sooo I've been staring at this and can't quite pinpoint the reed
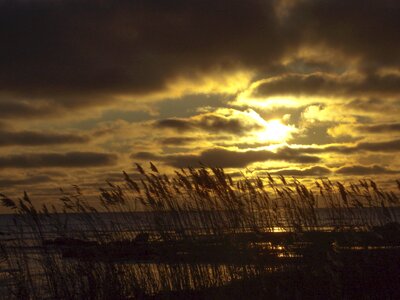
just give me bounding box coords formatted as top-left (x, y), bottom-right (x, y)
top-left (0, 164), bottom-right (399, 299)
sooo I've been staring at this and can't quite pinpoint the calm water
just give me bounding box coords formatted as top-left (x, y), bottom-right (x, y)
top-left (0, 208), bottom-right (399, 297)
top-left (1, 207), bottom-right (399, 238)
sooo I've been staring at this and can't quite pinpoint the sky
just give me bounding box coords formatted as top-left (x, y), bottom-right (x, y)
top-left (1, 0), bottom-right (400, 206)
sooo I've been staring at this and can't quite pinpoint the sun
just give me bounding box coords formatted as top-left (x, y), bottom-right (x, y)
top-left (257, 119), bottom-right (296, 143)
top-left (244, 110), bottom-right (296, 143)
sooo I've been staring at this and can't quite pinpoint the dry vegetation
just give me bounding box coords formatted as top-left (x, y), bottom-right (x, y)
top-left (0, 164), bottom-right (399, 299)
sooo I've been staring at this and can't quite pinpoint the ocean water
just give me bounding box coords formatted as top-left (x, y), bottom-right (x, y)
top-left (0, 208), bottom-right (399, 297)
top-left (0, 207), bottom-right (399, 238)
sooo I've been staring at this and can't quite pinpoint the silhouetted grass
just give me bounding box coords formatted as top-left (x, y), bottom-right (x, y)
top-left (0, 164), bottom-right (399, 299)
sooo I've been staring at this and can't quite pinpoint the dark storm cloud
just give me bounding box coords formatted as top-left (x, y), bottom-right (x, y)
top-left (0, 0), bottom-right (399, 106)
top-left (0, 0), bottom-right (397, 126)
top-left (154, 114), bottom-right (262, 135)
top-left (288, 0), bottom-right (400, 66)
top-left (253, 72), bottom-right (400, 98)
top-left (268, 166), bottom-right (331, 176)
top-left (132, 148), bottom-right (320, 168)
top-left (0, 0), bottom-right (283, 105)
top-left (0, 152), bottom-right (117, 168)
top-left (336, 165), bottom-right (400, 175)
top-left (0, 130), bottom-right (89, 146)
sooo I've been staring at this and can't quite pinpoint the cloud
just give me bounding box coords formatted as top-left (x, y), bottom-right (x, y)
top-left (292, 138), bottom-right (400, 155)
top-left (355, 139), bottom-right (400, 152)
top-left (158, 137), bottom-right (198, 145)
top-left (356, 123), bottom-right (400, 133)
top-left (153, 109), bottom-right (264, 135)
top-left (252, 72), bottom-right (400, 98)
top-left (133, 152), bottom-right (159, 161)
top-left (1, 0), bottom-right (399, 109)
top-left (1, 0), bottom-right (399, 129)
top-left (1, 0), bottom-right (400, 199)
top-left (215, 141), bottom-right (271, 149)
top-left (132, 147), bottom-right (320, 168)
top-left (292, 123), bottom-right (361, 145)
top-left (0, 0), bottom-right (283, 106)
top-left (0, 152), bottom-right (117, 168)
top-left (0, 175), bottom-right (52, 188)
top-left (154, 119), bottom-right (194, 132)
top-left (288, 0), bottom-right (400, 66)
top-left (0, 100), bottom-right (62, 119)
top-left (336, 165), bottom-right (400, 175)
top-left (345, 98), bottom-right (400, 113)
top-left (269, 166), bottom-right (331, 176)
top-left (0, 130), bottom-right (89, 146)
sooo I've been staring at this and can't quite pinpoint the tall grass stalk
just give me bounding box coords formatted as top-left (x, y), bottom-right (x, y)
top-left (0, 164), bottom-right (399, 299)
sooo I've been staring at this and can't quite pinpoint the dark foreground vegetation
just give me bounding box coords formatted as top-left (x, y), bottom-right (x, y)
top-left (1, 164), bottom-right (400, 299)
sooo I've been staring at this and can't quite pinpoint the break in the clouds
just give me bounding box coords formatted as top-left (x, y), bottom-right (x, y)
top-left (1, 0), bottom-right (400, 201)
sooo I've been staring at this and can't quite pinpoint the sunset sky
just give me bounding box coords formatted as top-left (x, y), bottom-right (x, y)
top-left (1, 0), bottom-right (399, 204)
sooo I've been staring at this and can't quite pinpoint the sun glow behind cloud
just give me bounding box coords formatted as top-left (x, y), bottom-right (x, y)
top-left (257, 119), bottom-right (297, 143)
top-left (244, 110), bottom-right (297, 143)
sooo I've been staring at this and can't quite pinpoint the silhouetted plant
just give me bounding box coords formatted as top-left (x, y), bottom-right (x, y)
top-left (0, 164), bottom-right (399, 299)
